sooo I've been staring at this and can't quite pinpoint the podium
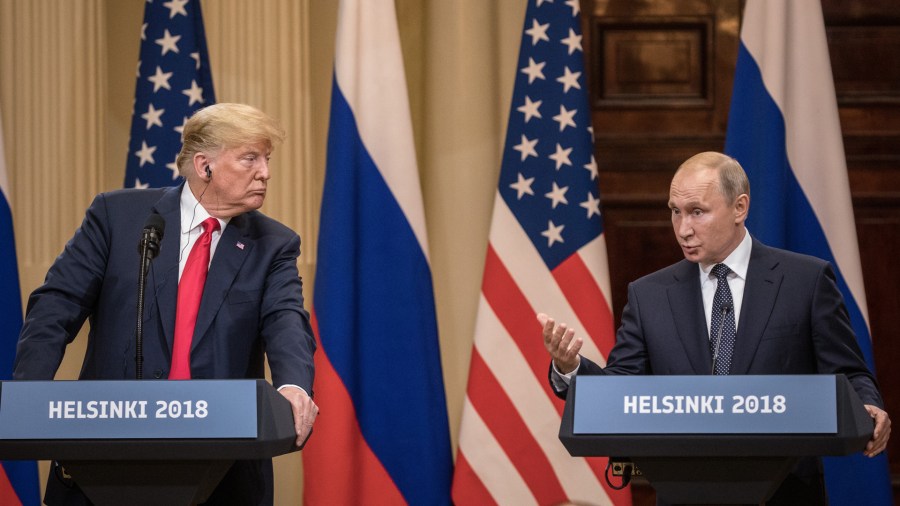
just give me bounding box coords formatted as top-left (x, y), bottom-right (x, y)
top-left (0, 379), bottom-right (300, 506)
top-left (559, 374), bottom-right (873, 505)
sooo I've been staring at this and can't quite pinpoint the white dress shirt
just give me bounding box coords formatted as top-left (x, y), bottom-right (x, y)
top-left (178, 185), bottom-right (228, 281)
top-left (698, 229), bottom-right (752, 338)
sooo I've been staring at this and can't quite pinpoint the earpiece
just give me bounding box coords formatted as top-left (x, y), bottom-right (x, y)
top-left (205, 165), bottom-right (212, 180)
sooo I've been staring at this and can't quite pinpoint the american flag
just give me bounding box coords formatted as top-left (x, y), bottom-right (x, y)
top-left (451, 1), bottom-right (630, 504)
top-left (124, 0), bottom-right (215, 189)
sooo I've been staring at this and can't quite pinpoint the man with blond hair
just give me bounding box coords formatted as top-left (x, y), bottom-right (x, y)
top-left (15, 103), bottom-right (317, 505)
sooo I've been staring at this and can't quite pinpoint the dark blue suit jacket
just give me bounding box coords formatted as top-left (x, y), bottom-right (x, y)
top-left (13, 184), bottom-right (316, 505)
top-left (552, 238), bottom-right (882, 504)
top-left (564, 238), bottom-right (881, 407)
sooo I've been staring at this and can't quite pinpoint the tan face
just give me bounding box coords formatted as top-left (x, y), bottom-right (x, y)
top-left (668, 166), bottom-right (748, 267)
top-left (197, 141), bottom-right (272, 218)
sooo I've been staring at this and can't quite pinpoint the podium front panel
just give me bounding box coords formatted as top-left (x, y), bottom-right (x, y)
top-left (0, 380), bottom-right (257, 439)
top-left (573, 375), bottom-right (837, 434)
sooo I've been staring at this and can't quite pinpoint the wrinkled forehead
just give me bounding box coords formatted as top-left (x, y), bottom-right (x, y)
top-left (669, 167), bottom-right (721, 202)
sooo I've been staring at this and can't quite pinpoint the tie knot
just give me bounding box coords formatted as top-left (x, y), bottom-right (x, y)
top-left (712, 263), bottom-right (731, 280)
top-left (201, 217), bottom-right (220, 235)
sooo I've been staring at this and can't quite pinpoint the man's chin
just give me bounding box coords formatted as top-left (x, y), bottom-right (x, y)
top-left (246, 195), bottom-right (266, 209)
top-left (682, 250), bottom-right (702, 263)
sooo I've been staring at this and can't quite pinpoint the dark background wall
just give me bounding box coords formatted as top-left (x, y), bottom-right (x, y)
top-left (580, 0), bottom-right (900, 501)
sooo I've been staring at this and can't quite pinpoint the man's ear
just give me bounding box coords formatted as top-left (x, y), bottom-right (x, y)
top-left (734, 193), bottom-right (750, 223)
top-left (192, 153), bottom-right (210, 180)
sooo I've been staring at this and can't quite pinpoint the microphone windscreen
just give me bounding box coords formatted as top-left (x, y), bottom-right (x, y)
top-left (143, 213), bottom-right (166, 239)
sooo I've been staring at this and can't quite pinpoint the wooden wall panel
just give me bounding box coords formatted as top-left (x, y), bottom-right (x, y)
top-left (584, 0), bottom-right (900, 501)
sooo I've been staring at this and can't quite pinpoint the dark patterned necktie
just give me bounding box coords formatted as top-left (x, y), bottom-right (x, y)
top-left (709, 263), bottom-right (736, 375)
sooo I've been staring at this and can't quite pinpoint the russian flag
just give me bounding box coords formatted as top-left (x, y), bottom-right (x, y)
top-left (0, 105), bottom-right (41, 506)
top-left (301, 0), bottom-right (453, 504)
top-left (725, 1), bottom-right (893, 504)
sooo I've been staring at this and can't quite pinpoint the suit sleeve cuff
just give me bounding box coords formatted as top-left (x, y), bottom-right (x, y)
top-left (277, 384), bottom-right (310, 397)
top-left (550, 360), bottom-right (578, 390)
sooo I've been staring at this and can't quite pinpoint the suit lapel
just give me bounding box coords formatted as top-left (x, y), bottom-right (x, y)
top-left (730, 239), bottom-right (783, 374)
top-left (149, 185), bottom-right (183, 355)
top-left (667, 261), bottom-right (711, 374)
top-left (191, 213), bottom-right (253, 350)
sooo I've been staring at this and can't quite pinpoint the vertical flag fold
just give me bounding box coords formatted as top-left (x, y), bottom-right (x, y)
top-left (124, 0), bottom-right (215, 189)
top-left (302, 0), bottom-right (452, 504)
top-left (451, 1), bottom-right (629, 504)
top-left (725, 1), bottom-right (893, 504)
top-left (1, 105), bottom-right (41, 506)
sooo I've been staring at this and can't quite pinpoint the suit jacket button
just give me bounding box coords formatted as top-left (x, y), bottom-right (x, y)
top-left (154, 369), bottom-right (164, 379)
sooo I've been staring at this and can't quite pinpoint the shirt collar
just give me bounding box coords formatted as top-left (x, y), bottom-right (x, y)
top-left (699, 229), bottom-right (752, 281)
top-left (179, 183), bottom-right (229, 234)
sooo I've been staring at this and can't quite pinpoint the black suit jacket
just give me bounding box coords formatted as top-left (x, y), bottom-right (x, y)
top-left (14, 185), bottom-right (316, 505)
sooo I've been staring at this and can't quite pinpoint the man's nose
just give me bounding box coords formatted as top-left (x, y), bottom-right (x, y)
top-left (258, 160), bottom-right (271, 180)
top-left (677, 217), bottom-right (692, 238)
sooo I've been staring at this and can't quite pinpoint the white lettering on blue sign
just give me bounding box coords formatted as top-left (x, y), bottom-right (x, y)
top-left (49, 400), bottom-right (150, 419)
top-left (624, 395), bottom-right (726, 414)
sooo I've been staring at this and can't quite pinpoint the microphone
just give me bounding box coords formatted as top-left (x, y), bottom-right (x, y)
top-left (136, 213), bottom-right (165, 380)
top-left (138, 213), bottom-right (165, 260)
top-left (711, 303), bottom-right (733, 375)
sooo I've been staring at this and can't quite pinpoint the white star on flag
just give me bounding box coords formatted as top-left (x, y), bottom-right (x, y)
top-left (556, 66), bottom-right (581, 93)
top-left (520, 57), bottom-right (546, 84)
top-left (541, 220), bottom-right (565, 246)
top-left (166, 161), bottom-right (180, 180)
top-left (510, 173), bottom-right (536, 199)
top-left (525, 19), bottom-right (550, 45)
top-left (147, 66), bottom-right (173, 92)
top-left (517, 96), bottom-right (543, 122)
top-left (545, 181), bottom-right (569, 208)
top-left (513, 134), bottom-right (539, 161)
top-left (141, 104), bottom-right (165, 129)
top-left (135, 141), bottom-right (157, 167)
top-left (548, 142), bottom-right (573, 169)
top-left (163, 0), bottom-right (189, 18)
top-left (580, 192), bottom-right (601, 218)
top-left (584, 154), bottom-right (598, 180)
top-left (560, 28), bottom-right (582, 54)
top-left (155, 29), bottom-right (181, 55)
top-left (182, 79), bottom-right (204, 106)
top-left (552, 104), bottom-right (577, 131)
top-left (174, 116), bottom-right (188, 134)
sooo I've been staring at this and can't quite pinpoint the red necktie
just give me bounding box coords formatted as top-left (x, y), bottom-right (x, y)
top-left (170, 217), bottom-right (220, 379)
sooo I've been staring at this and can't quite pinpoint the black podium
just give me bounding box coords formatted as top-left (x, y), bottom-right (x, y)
top-left (559, 374), bottom-right (873, 505)
top-left (0, 379), bottom-right (299, 506)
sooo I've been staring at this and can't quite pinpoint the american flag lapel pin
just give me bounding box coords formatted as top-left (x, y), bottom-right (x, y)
top-left (236, 241), bottom-right (245, 250)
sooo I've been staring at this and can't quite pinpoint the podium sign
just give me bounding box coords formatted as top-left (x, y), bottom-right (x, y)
top-left (574, 375), bottom-right (836, 434)
top-left (0, 379), bottom-right (298, 506)
top-left (0, 380), bottom-right (257, 439)
top-left (560, 374), bottom-right (873, 504)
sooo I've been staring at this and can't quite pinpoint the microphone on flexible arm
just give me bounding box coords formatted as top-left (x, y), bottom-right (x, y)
top-left (711, 302), bottom-right (733, 375)
top-left (136, 213), bottom-right (165, 380)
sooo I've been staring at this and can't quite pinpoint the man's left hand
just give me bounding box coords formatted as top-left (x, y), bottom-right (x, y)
top-left (279, 387), bottom-right (318, 447)
top-left (863, 404), bottom-right (890, 457)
